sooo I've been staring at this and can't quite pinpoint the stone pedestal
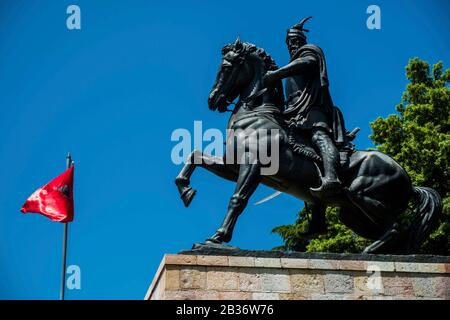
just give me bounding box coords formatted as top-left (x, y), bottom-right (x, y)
top-left (145, 250), bottom-right (450, 300)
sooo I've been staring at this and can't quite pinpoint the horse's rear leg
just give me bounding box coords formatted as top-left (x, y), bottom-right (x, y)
top-left (208, 164), bottom-right (261, 244)
top-left (345, 174), bottom-right (396, 230)
top-left (175, 150), bottom-right (237, 207)
top-left (298, 202), bottom-right (327, 238)
top-left (343, 188), bottom-right (402, 254)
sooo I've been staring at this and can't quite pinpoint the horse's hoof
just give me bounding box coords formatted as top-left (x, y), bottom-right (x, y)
top-left (181, 187), bottom-right (197, 207)
top-left (206, 232), bottom-right (224, 244)
top-left (363, 227), bottom-right (400, 254)
top-left (207, 229), bottom-right (232, 244)
top-left (205, 238), bottom-right (222, 245)
top-left (192, 241), bottom-right (239, 251)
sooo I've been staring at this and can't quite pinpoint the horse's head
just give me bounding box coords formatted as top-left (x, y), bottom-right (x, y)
top-left (208, 38), bottom-right (282, 113)
top-left (208, 38), bottom-right (252, 113)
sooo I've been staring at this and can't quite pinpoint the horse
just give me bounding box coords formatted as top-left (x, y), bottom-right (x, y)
top-left (175, 38), bottom-right (442, 254)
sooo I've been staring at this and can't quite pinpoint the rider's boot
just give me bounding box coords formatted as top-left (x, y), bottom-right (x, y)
top-left (310, 129), bottom-right (342, 199)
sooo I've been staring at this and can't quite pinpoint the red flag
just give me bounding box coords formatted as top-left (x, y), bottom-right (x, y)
top-left (21, 166), bottom-right (74, 222)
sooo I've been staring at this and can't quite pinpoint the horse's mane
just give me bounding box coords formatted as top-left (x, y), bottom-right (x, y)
top-left (222, 42), bottom-right (279, 71)
top-left (222, 42), bottom-right (285, 108)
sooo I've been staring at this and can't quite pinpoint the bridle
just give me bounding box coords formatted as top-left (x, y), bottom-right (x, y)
top-left (223, 87), bottom-right (269, 112)
top-left (220, 50), bottom-right (271, 112)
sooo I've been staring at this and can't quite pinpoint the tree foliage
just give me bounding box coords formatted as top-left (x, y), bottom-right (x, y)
top-left (273, 58), bottom-right (450, 255)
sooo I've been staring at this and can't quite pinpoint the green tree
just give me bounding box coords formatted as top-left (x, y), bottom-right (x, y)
top-left (273, 58), bottom-right (450, 255)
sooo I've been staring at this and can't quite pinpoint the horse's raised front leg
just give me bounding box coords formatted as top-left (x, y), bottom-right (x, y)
top-left (175, 150), bottom-right (237, 207)
top-left (207, 163), bottom-right (262, 244)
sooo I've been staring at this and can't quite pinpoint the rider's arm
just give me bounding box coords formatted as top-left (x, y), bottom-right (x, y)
top-left (267, 53), bottom-right (318, 81)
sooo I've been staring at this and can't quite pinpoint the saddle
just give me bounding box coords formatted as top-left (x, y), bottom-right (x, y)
top-left (285, 106), bottom-right (359, 167)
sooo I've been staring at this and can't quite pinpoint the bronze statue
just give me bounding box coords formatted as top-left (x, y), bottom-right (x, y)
top-left (263, 17), bottom-right (346, 198)
top-left (175, 18), bottom-right (442, 254)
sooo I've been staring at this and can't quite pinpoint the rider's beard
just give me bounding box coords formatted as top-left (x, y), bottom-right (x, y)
top-left (289, 45), bottom-right (300, 59)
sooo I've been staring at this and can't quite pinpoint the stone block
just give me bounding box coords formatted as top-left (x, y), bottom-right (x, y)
top-left (165, 254), bottom-right (197, 266)
top-left (165, 289), bottom-right (219, 300)
top-left (218, 291), bottom-right (252, 300)
top-left (339, 260), bottom-right (368, 271)
top-left (197, 255), bottom-right (229, 266)
top-left (411, 276), bottom-right (449, 298)
top-left (261, 269), bottom-right (290, 293)
top-left (354, 274), bottom-right (384, 296)
top-left (280, 258), bottom-right (308, 269)
top-left (254, 257), bottom-right (281, 268)
top-left (310, 293), bottom-right (356, 300)
top-left (324, 272), bottom-right (354, 293)
top-left (307, 259), bottom-right (340, 270)
top-left (206, 267), bottom-right (239, 291)
top-left (366, 261), bottom-right (395, 272)
top-left (238, 268), bottom-right (262, 292)
top-left (279, 293), bottom-right (309, 300)
top-left (228, 256), bottom-right (255, 267)
top-left (395, 262), bottom-right (447, 274)
top-left (165, 266), bottom-right (181, 290)
top-left (252, 292), bottom-right (280, 300)
top-left (290, 270), bottom-right (325, 294)
top-left (382, 274), bottom-right (415, 297)
top-left (179, 266), bottom-right (206, 289)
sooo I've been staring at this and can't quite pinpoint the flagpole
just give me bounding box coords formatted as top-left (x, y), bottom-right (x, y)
top-left (60, 152), bottom-right (73, 300)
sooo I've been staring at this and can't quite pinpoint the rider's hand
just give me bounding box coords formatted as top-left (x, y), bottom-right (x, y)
top-left (263, 70), bottom-right (276, 87)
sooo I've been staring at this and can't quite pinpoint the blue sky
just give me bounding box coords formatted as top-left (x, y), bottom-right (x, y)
top-left (0, 0), bottom-right (448, 299)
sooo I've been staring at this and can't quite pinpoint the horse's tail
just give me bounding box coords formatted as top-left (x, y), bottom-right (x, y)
top-left (404, 187), bottom-right (442, 253)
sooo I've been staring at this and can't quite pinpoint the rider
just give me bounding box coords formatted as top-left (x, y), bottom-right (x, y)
top-left (263, 17), bottom-right (346, 199)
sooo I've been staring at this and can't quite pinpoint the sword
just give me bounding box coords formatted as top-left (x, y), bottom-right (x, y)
top-left (254, 191), bottom-right (283, 205)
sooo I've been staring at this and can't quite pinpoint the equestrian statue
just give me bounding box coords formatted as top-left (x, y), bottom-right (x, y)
top-left (175, 17), bottom-right (442, 254)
